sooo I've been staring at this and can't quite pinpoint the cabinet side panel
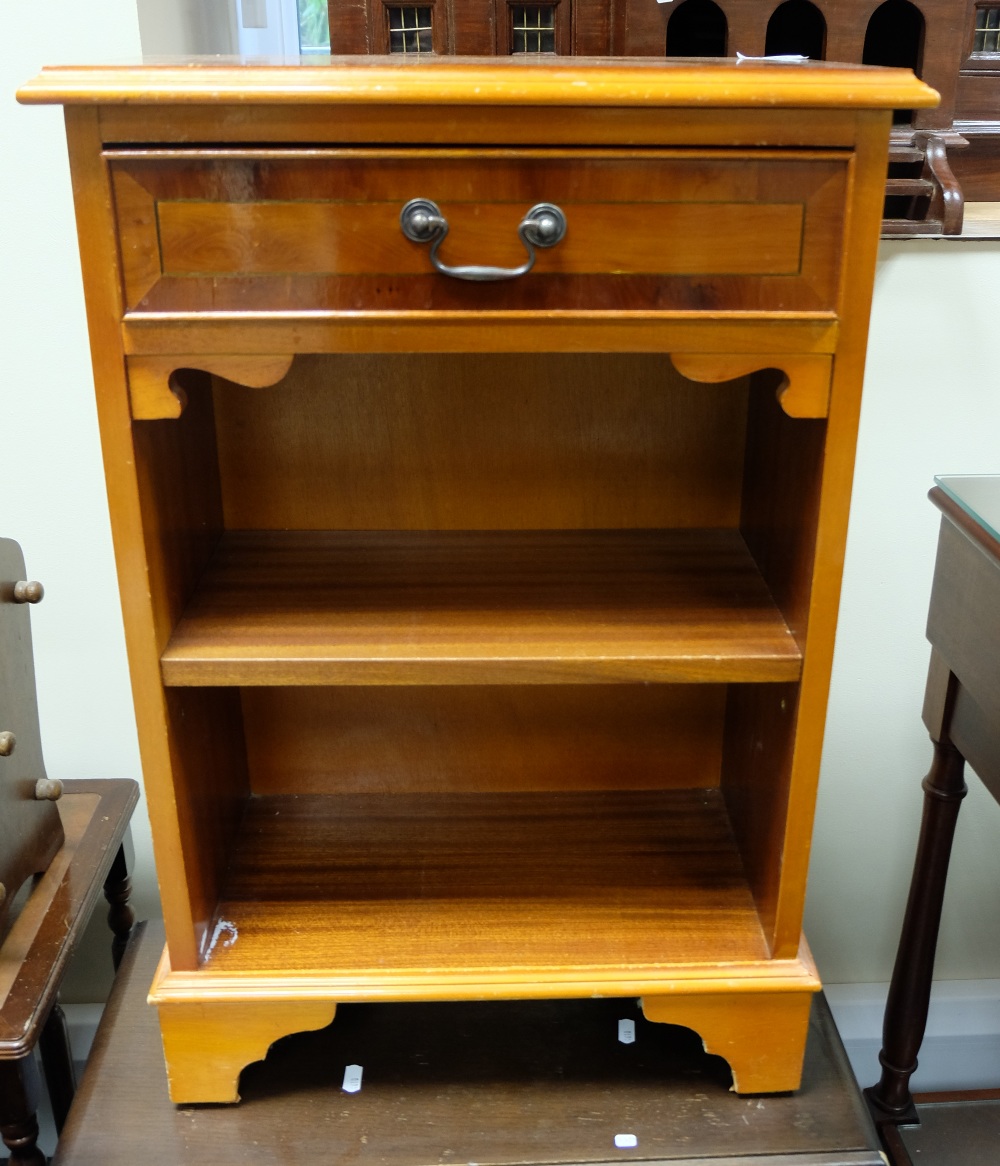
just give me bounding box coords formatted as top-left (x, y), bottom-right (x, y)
top-left (241, 685), bottom-right (726, 795)
top-left (62, 108), bottom-right (215, 967)
top-left (770, 115), bottom-right (890, 957)
top-left (721, 682), bottom-right (800, 954)
top-left (164, 687), bottom-right (250, 956)
top-left (727, 381), bottom-right (825, 955)
top-left (214, 354), bottom-right (748, 531)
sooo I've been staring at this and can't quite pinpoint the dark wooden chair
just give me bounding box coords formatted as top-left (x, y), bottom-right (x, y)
top-left (0, 538), bottom-right (138, 1164)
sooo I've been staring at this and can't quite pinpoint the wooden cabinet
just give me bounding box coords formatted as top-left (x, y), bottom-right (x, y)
top-left (18, 59), bottom-right (936, 1105)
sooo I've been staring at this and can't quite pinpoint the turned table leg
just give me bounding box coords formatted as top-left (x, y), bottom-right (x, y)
top-left (865, 737), bottom-right (967, 1125)
top-left (39, 1001), bottom-right (76, 1134)
top-left (0, 1056), bottom-right (46, 1166)
top-left (103, 835), bottom-right (135, 972)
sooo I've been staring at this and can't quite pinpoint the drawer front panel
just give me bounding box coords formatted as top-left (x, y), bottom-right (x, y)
top-left (110, 150), bottom-right (848, 316)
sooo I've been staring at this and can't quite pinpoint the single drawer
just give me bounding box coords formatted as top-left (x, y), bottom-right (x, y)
top-left (110, 148), bottom-right (848, 317)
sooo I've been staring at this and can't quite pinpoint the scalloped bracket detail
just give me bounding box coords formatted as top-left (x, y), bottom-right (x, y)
top-left (670, 354), bottom-right (832, 419)
top-left (126, 355), bottom-right (295, 420)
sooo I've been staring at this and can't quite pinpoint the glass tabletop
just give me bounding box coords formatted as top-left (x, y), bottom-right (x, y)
top-left (935, 475), bottom-right (1000, 543)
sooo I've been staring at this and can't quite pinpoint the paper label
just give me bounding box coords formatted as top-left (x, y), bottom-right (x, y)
top-left (615, 1134), bottom-right (638, 1148)
top-left (618, 1018), bottom-right (636, 1044)
top-left (342, 1064), bottom-right (363, 1093)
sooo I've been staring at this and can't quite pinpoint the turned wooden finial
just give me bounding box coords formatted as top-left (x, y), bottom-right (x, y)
top-left (13, 580), bottom-right (44, 604)
top-left (34, 778), bottom-right (63, 801)
top-left (0, 731), bottom-right (15, 757)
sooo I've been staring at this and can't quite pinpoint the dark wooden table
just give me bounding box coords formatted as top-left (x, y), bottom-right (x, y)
top-left (54, 919), bottom-right (884, 1166)
top-left (866, 476), bottom-right (1000, 1162)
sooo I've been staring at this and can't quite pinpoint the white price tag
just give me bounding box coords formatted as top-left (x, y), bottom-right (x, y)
top-left (615, 1134), bottom-right (638, 1149)
top-left (342, 1064), bottom-right (364, 1093)
top-left (618, 1018), bottom-right (636, 1044)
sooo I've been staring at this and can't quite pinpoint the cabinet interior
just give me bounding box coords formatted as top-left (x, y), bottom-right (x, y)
top-left (134, 351), bottom-right (825, 973)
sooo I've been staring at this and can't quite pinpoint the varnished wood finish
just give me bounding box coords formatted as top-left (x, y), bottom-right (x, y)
top-left (157, 998), bottom-right (337, 1104)
top-left (866, 738), bottom-right (967, 1124)
top-left (0, 783), bottom-right (138, 1057)
top-left (20, 60), bottom-right (931, 1101)
top-left (161, 530), bottom-right (801, 687)
top-left (110, 149), bottom-right (847, 317)
top-left (56, 922), bottom-right (887, 1166)
top-left (210, 353), bottom-right (749, 532)
top-left (868, 483), bottom-right (1000, 1134)
top-left (61, 106), bottom-right (208, 970)
top-left (18, 60), bottom-right (938, 111)
top-left (126, 355), bottom-right (293, 420)
top-left (765, 110), bottom-right (892, 960)
top-left (925, 489), bottom-right (1000, 728)
top-left (642, 983), bottom-right (816, 1093)
top-left (123, 315), bottom-right (843, 358)
top-left (671, 354), bottom-right (833, 419)
top-left (240, 685), bottom-right (729, 795)
top-left (189, 790), bottom-right (771, 977)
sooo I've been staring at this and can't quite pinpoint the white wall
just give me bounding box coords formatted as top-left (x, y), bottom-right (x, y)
top-left (3, 3), bottom-right (152, 1003)
top-left (136, 0), bottom-right (236, 56)
top-left (808, 243), bottom-right (1000, 989)
top-left (4, 3), bottom-right (1000, 1078)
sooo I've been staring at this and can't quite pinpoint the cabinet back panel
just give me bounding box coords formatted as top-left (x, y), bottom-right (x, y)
top-left (241, 685), bottom-right (726, 795)
top-left (213, 354), bottom-right (747, 531)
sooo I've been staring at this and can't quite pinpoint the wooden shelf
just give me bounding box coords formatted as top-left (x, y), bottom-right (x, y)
top-left (161, 529), bottom-right (800, 686)
top-left (204, 789), bottom-right (770, 985)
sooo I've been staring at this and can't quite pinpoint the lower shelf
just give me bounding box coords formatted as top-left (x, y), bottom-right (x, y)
top-left (199, 789), bottom-right (775, 987)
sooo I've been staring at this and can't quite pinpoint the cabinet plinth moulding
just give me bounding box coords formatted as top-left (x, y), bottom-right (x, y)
top-left (18, 59), bottom-right (937, 1105)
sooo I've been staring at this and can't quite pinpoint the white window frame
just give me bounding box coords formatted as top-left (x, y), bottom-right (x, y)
top-left (236, 0), bottom-right (311, 56)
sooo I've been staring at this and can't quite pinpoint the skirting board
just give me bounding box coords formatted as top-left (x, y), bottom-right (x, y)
top-left (63, 983), bottom-right (1000, 1095)
top-left (826, 981), bottom-right (1000, 1093)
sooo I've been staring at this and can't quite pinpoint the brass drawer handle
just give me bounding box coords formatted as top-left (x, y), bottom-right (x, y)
top-left (400, 199), bottom-right (566, 282)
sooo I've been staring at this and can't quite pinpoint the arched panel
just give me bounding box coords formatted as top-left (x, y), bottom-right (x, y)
top-left (863, 0), bottom-right (925, 122)
top-left (666, 0), bottom-right (728, 57)
top-left (765, 0), bottom-right (826, 59)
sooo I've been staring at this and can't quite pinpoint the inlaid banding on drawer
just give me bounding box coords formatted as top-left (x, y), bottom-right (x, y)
top-left (109, 149), bottom-right (847, 316)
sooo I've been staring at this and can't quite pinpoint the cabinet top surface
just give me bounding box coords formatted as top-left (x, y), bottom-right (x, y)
top-left (18, 57), bottom-right (937, 111)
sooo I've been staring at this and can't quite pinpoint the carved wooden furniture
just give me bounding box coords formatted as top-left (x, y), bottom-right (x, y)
top-left (18, 58), bottom-right (936, 1105)
top-left (0, 539), bottom-right (139, 1165)
top-left (54, 919), bottom-right (889, 1166)
top-left (866, 476), bottom-right (1000, 1151)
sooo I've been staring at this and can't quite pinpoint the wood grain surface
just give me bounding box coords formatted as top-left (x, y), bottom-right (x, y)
top-left (32, 61), bottom-right (914, 1095)
top-left (109, 149), bottom-right (846, 317)
top-left (18, 58), bottom-right (939, 110)
top-left (240, 684), bottom-right (729, 795)
top-left (160, 529), bottom-right (802, 686)
top-left (203, 789), bottom-right (770, 976)
top-left (211, 352), bottom-right (749, 533)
